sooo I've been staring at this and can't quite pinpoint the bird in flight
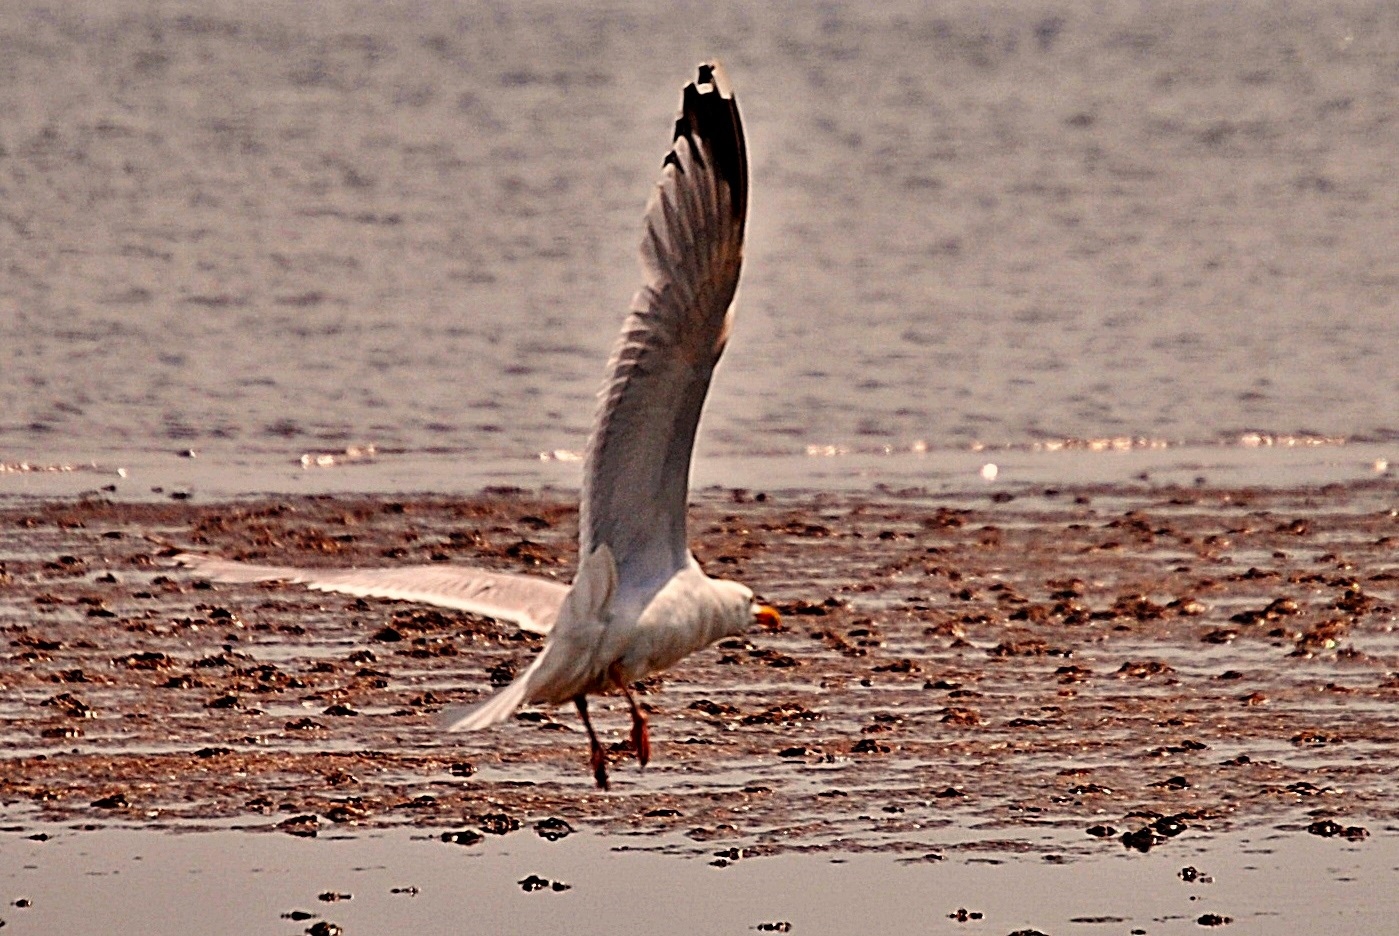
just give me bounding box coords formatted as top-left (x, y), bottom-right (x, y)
top-left (179, 62), bottom-right (778, 789)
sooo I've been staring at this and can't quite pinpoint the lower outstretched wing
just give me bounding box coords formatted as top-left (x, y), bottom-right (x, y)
top-left (174, 552), bottom-right (566, 635)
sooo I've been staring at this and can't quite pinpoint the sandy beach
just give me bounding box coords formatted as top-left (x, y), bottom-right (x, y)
top-left (2, 482), bottom-right (1396, 931)
top-left (4, 482), bottom-right (1394, 833)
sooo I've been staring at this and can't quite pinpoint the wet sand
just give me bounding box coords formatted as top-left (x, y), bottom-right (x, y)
top-left (2, 483), bottom-right (1395, 846)
top-left (5, 824), bottom-right (1395, 935)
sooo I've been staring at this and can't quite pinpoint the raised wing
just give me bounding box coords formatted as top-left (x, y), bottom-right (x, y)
top-left (579, 62), bottom-right (749, 596)
top-left (173, 553), bottom-right (566, 634)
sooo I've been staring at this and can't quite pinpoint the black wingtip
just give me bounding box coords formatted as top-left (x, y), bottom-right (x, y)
top-left (669, 60), bottom-right (748, 229)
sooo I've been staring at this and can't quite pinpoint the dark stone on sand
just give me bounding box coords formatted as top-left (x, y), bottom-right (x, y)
top-left (487, 661), bottom-right (516, 686)
top-left (193, 746), bottom-right (233, 758)
top-left (277, 815), bottom-right (320, 838)
top-left (1152, 776), bottom-right (1191, 790)
top-left (478, 813), bottom-right (521, 835)
top-left (441, 830), bottom-right (484, 846)
top-left (1306, 819), bottom-right (1369, 840)
top-left (1116, 660), bottom-right (1175, 679)
top-left (41, 692), bottom-right (93, 718)
top-left (739, 703), bottom-right (820, 725)
top-left (1121, 827), bottom-right (1161, 852)
top-left (1154, 815), bottom-right (1187, 837)
top-left (324, 804), bottom-right (367, 823)
top-left (116, 651), bottom-right (174, 670)
top-left (534, 817), bottom-right (574, 841)
top-left (40, 726), bottom-right (82, 739)
top-left (689, 698), bottom-right (738, 717)
top-left (1290, 730), bottom-right (1343, 746)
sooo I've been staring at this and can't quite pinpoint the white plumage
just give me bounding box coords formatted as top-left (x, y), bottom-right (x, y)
top-left (177, 62), bottom-right (777, 789)
top-left (172, 552), bottom-right (565, 635)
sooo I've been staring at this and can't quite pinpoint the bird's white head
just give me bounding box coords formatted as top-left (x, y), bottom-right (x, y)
top-left (712, 579), bottom-right (781, 638)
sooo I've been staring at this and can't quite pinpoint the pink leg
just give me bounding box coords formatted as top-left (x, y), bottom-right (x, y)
top-left (610, 665), bottom-right (650, 768)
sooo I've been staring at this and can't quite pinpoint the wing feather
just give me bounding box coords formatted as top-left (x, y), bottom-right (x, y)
top-left (173, 552), bottom-right (566, 635)
top-left (579, 62), bottom-right (748, 597)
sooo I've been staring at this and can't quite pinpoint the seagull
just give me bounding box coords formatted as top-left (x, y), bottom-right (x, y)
top-left (177, 62), bottom-right (779, 790)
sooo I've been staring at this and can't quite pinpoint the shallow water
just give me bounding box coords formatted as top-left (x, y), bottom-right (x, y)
top-left (4, 824), bottom-right (1396, 935)
top-left (1, 0), bottom-right (1396, 490)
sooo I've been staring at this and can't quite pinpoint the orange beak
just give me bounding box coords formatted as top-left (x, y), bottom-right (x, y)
top-left (754, 604), bottom-right (782, 629)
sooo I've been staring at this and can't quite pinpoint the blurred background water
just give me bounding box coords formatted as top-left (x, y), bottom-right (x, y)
top-left (1, 0), bottom-right (1395, 493)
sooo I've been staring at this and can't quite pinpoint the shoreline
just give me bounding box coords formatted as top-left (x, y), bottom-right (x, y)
top-left (1, 437), bottom-right (1393, 504)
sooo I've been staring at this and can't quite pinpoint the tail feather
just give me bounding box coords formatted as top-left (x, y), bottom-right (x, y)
top-left (439, 542), bottom-right (612, 731)
top-left (439, 654), bottom-right (543, 732)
